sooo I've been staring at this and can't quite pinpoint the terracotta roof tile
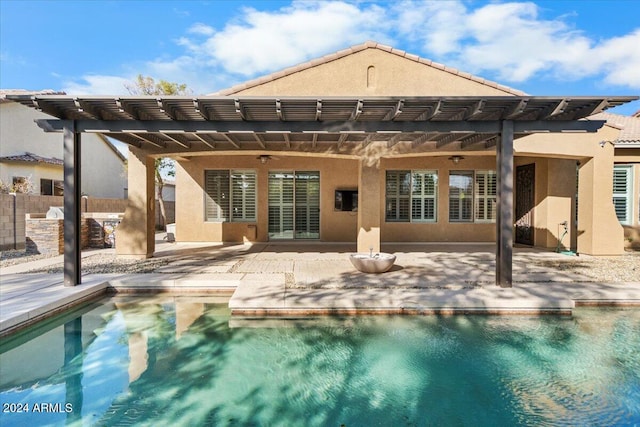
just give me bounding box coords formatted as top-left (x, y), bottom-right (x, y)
top-left (590, 112), bottom-right (640, 144)
top-left (405, 53), bottom-right (420, 62)
top-left (0, 152), bottom-right (63, 165)
top-left (212, 41), bottom-right (527, 96)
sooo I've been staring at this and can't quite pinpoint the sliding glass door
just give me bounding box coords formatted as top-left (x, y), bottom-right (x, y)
top-left (268, 171), bottom-right (320, 240)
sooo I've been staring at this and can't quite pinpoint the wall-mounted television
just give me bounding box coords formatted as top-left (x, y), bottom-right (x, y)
top-left (335, 189), bottom-right (358, 211)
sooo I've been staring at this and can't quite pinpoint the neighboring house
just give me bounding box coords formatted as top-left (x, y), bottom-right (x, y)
top-left (156, 179), bottom-right (175, 202)
top-left (591, 111), bottom-right (640, 248)
top-left (0, 90), bottom-right (127, 198)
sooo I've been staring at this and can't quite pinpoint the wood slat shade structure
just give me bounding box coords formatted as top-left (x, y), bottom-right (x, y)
top-left (7, 95), bottom-right (637, 287)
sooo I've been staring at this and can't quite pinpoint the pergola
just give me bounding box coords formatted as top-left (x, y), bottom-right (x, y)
top-left (7, 94), bottom-right (637, 288)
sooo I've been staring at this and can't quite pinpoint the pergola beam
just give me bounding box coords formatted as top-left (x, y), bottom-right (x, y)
top-left (35, 119), bottom-right (606, 134)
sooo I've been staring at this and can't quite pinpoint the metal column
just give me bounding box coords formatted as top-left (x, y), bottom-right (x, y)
top-left (496, 120), bottom-right (514, 287)
top-left (63, 121), bottom-right (81, 286)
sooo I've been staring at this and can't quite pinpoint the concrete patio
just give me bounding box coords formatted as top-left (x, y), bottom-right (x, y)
top-left (2, 240), bottom-right (640, 336)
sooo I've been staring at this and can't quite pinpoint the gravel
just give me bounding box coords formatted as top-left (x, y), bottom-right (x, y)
top-left (0, 250), bottom-right (58, 268)
top-left (3, 249), bottom-right (639, 283)
top-left (23, 253), bottom-right (173, 274)
top-left (530, 252), bottom-right (640, 283)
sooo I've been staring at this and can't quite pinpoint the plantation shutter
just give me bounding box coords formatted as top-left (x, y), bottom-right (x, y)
top-left (612, 166), bottom-right (632, 225)
top-left (411, 170), bottom-right (438, 222)
top-left (475, 171), bottom-right (497, 222)
top-left (231, 170), bottom-right (256, 221)
top-left (205, 170), bottom-right (229, 221)
top-left (449, 171), bottom-right (473, 222)
top-left (385, 171), bottom-right (410, 221)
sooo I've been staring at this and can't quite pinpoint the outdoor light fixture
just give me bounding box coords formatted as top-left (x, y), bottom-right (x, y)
top-left (448, 155), bottom-right (464, 164)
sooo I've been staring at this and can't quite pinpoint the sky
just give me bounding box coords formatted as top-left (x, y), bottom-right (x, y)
top-left (1, 0), bottom-right (639, 115)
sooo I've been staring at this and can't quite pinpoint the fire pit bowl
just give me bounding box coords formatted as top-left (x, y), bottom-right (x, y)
top-left (349, 253), bottom-right (396, 274)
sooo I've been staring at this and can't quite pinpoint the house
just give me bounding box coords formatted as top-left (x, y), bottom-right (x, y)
top-left (0, 90), bottom-right (127, 198)
top-left (5, 42), bottom-right (637, 287)
top-left (591, 111), bottom-right (640, 248)
top-left (165, 41), bottom-right (634, 256)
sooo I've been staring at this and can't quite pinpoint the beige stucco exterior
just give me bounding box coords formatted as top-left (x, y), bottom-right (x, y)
top-left (614, 150), bottom-right (640, 249)
top-left (117, 43), bottom-right (629, 256)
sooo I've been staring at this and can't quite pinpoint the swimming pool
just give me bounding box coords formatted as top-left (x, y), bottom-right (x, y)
top-left (1, 296), bottom-right (639, 426)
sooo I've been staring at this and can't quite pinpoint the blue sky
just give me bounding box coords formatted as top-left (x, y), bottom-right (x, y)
top-left (1, 0), bottom-right (639, 114)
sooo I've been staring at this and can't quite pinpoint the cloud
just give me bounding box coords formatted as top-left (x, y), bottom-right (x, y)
top-left (183, 1), bottom-right (391, 76)
top-left (63, 75), bottom-right (131, 95)
top-left (60, 1), bottom-right (640, 95)
top-left (396, 1), bottom-right (640, 88)
top-left (591, 29), bottom-right (640, 88)
top-left (188, 23), bottom-right (215, 36)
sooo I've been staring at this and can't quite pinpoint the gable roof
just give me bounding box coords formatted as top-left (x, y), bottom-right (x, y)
top-left (0, 152), bottom-right (63, 166)
top-left (213, 41), bottom-right (527, 97)
top-left (590, 112), bottom-right (640, 147)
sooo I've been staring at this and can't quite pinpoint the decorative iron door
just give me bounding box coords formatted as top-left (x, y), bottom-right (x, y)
top-left (515, 164), bottom-right (535, 245)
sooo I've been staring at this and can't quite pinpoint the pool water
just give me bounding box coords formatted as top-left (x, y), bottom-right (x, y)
top-left (1, 296), bottom-right (639, 426)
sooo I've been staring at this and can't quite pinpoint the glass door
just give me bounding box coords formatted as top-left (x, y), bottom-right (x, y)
top-left (294, 171), bottom-right (320, 239)
top-left (268, 171), bottom-right (320, 240)
top-left (268, 172), bottom-right (294, 239)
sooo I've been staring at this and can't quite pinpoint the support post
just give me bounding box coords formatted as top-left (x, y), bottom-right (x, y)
top-left (357, 159), bottom-right (381, 253)
top-left (63, 121), bottom-right (81, 286)
top-left (496, 120), bottom-right (514, 287)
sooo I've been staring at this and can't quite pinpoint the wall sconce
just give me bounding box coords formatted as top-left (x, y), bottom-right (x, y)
top-left (448, 155), bottom-right (464, 164)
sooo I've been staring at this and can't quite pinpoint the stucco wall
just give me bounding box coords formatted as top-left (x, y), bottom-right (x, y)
top-left (176, 154), bottom-right (359, 243)
top-left (230, 48), bottom-right (514, 97)
top-left (516, 125), bottom-right (624, 255)
top-left (80, 135), bottom-right (128, 198)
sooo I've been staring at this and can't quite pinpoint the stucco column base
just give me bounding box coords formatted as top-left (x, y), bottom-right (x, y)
top-left (357, 159), bottom-right (381, 253)
top-left (116, 147), bottom-right (155, 258)
top-left (577, 153), bottom-right (624, 255)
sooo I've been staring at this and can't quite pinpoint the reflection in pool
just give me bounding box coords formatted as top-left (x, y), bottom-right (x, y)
top-left (1, 296), bottom-right (639, 426)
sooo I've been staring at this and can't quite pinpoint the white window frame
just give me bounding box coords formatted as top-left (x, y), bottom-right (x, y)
top-left (474, 170), bottom-right (497, 222)
top-left (385, 170), bottom-right (438, 223)
top-left (411, 170), bottom-right (438, 223)
top-left (449, 170), bottom-right (497, 223)
top-left (205, 169), bottom-right (257, 222)
top-left (613, 165), bottom-right (633, 225)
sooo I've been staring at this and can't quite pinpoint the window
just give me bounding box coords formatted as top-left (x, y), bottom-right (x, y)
top-left (449, 171), bottom-right (473, 222)
top-left (411, 171), bottom-right (438, 222)
top-left (612, 165), bottom-right (633, 225)
top-left (386, 170), bottom-right (437, 222)
top-left (205, 170), bottom-right (256, 222)
top-left (40, 179), bottom-right (64, 196)
top-left (449, 170), bottom-right (497, 222)
top-left (475, 171), bottom-right (497, 222)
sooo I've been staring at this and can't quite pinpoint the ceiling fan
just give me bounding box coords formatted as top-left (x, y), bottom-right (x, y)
top-left (257, 154), bottom-right (280, 164)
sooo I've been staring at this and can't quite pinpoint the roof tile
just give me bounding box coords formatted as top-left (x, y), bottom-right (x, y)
top-left (590, 112), bottom-right (640, 143)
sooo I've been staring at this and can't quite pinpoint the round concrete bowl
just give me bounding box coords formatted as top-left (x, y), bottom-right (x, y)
top-left (349, 253), bottom-right (396, 274)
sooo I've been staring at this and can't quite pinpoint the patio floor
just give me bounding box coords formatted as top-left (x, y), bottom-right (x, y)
top-left (2, 240), bottom-right (640, 336)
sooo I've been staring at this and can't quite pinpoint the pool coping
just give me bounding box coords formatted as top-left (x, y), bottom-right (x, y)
top-left (2, 272), bottom-right (639, 337)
